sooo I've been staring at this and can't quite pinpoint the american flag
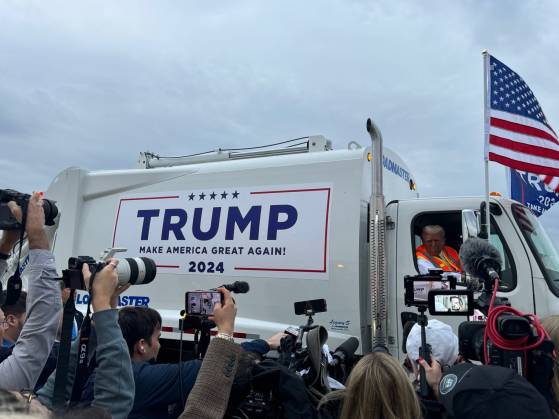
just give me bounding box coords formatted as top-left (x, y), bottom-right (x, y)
top-left (487, 55), bottom-right (559, 192)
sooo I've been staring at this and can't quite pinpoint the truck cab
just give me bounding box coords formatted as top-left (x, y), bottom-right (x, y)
top-left (387, 195), bottom-right (559, 357)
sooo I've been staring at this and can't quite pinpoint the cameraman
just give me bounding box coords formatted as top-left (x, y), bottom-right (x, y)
top-left (405, 319), bottom-right (459, 377)
top-left (103, 306), bottom-right (280, 419)
top-left (37, 259), bottom-right (135, 418)
top-left (180, 287), bottom-right (242, 419)
top-left (0, 192), bottom-right (62, 391)
top-left (419, 358), bottom-right (553, 419)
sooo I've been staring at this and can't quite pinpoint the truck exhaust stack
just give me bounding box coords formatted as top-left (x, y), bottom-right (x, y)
top-left (367, 118), bottom-right (388, 350)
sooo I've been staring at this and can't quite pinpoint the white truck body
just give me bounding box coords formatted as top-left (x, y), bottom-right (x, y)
top-left (4, 135), bottom-right (559, 357)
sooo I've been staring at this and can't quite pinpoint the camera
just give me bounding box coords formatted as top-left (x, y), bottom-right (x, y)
top-left (0, 189), bottom-right (58, 230)
top-left (404, 272), bottom-right (457, 307)
top-left (428, 289), bottom-right (474, 316)
top-left (61, 252), bottom-right (157, 290)
top-left (185, 291), bottom-right (223, 317)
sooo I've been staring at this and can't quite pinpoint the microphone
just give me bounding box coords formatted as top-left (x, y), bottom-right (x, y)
top-left (330, 337), bottom-right (359, 367)
top-left (220, 281), bottom-right (250, 294)
top-left (459, 238), bottom-right (502, 283)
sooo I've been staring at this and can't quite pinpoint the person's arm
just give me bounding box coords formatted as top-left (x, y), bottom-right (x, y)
top-left (90, 309), bottom-right (134, 419)
top-left (0, 194), bottom-right (62, 391)
top-left (86, 260), bottom-right (135, 419)
top-left (181, 287), bottom-right (240, 419)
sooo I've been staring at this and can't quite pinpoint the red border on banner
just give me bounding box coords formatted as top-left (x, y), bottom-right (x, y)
top-left (112, 195), bottom-right (180, 247)
top-left (111, 189), bottom-right (331, 274)
top-left (235, 187), bottom-right (331, 273)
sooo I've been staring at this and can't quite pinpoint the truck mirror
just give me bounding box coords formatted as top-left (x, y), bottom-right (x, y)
top-left (461, 209), bottom-right (479, 242)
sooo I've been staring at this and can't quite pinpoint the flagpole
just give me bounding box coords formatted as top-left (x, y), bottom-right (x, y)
top-left (482, 49), bottom-right (491, 239)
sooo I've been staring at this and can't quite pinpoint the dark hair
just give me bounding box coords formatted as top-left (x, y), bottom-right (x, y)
top-left (118, 307), bottom-right (162, 356)
top-left (1, 290), bottom-right (27, 316)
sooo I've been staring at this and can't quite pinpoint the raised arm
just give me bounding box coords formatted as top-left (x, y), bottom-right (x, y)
top-left (0, 193), bottom-right (62, 390)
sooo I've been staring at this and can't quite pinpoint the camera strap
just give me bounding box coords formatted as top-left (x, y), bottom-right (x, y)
top-left (52, 288), bottom-right (78, 409)
top-left (5, 202), bottom-right (27, 306)
top-left (70, 271), bottom-right (96, 403)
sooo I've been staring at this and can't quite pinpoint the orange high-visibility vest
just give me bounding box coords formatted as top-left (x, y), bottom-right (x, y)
top-left (416, 245), bottom-right (461, 272)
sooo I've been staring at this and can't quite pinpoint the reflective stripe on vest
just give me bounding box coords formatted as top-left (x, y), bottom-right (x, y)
top-left (416, 245), bottom-right (461, 272)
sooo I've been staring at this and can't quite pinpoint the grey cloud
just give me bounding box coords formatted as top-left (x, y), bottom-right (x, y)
top-left (0, 0), bottom-right (557, 246)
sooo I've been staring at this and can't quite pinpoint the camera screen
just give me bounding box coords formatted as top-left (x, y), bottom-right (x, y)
top-left (434, 294), bottom-right (468, 312)
top-left (186, 292), bottom-right (222, 316)
top-left (428, 290), bottom-right (474, 316)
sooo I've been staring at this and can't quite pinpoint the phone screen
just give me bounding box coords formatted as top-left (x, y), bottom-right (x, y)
top-left (186, 292), bottom-right (222, 316)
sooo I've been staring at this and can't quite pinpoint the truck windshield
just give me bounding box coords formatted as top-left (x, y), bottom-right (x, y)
top-left (512, 204), bottom-right (559, 289)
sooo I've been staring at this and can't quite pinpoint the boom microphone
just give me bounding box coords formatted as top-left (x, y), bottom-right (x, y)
top-left (331, 337), bottom-right (359, 367)
top-left (221, 281), bottom-right (250, 294)
top-left (459, 237), bottom-right (502, 283)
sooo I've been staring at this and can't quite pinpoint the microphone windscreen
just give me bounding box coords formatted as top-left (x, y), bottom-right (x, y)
top-left (233, 281), bottom-right (250, 293)
top-left (459, 237), bottom-right (502, 277)
top-left (335, 337), bottom-right (359, 357)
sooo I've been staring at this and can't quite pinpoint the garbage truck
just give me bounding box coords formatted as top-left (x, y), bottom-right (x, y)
top-left (2, 118), bottom-right (559, 358)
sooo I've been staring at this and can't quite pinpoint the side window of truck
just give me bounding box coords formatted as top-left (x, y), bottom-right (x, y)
top-left (488, 219), bottom-right (517, 292)
top-left (411, 212), bottom-right (516, 292)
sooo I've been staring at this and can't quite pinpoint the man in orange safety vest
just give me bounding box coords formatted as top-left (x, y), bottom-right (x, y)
top-left (416, 225), bottom-right (461, 274)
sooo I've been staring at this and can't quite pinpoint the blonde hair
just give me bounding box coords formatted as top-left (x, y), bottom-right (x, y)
top-left (542, 315), bottom-right (559, 418)
top-left (422, 225), bottom-right (445, 238)
top-left (321, 352), bottom-right (422, 419)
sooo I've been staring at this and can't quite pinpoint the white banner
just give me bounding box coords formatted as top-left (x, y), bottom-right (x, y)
top-left (112, 184), bottom-right (331, 279)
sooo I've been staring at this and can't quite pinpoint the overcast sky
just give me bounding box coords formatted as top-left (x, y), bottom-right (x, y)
top-left (1, 0), bottom-right (558, 246)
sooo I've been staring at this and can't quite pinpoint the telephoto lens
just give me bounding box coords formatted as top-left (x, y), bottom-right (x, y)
top-left (115, 257), bottom-right (157, 286)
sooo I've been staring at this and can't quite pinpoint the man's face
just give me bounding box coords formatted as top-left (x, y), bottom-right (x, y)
top-left (145, 326), bottom-right (162, 361)
top-left (422, 231), bottom-right (445, 256)
top-left (451, 298), bottom-right (461, 311)
top-left (0, 309), bottom-right (6, 343)
top-left (5, 312), bottom-right (26, 341)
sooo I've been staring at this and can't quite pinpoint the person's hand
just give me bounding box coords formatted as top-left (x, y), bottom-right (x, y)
top-left (83, 259), bottom-right (119, 312)
top-left (266, 332), bottom-right (287, 350)
top-left (418, 357), bottom-right (443, 398)
top-left (210, 287), bottom-right (236, 336)
top-left (110, 283), bottom-right (131, 309)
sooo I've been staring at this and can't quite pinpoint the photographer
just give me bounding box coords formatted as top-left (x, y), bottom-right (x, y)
top-left (37, 260), bottom-right (135, 419)
top-left (405, 319), bottom-right (459, 377)
top-left (103, 305), bottom-right (279, 419)
top-left (180, 287), bottom-right (242, 419)
top-left (419, 358), bottom-right (553, 419)
top-left (0, 192), bottom-right (62, 391)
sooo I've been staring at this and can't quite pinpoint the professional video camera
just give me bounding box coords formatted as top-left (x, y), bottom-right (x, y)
top-left (0, 189), bottom-right (58, 230)
top-left (455, 238), bottom-right (555, 400)
top-left (233, 298), bottom-right (358, 419)
top-left (60, 248), bottom-right (157, 289)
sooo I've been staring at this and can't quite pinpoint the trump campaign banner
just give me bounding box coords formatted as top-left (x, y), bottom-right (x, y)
top-left (111, 184), bottom-right (331, 279)
top-left (510, 169), bottom-right (559, 216)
